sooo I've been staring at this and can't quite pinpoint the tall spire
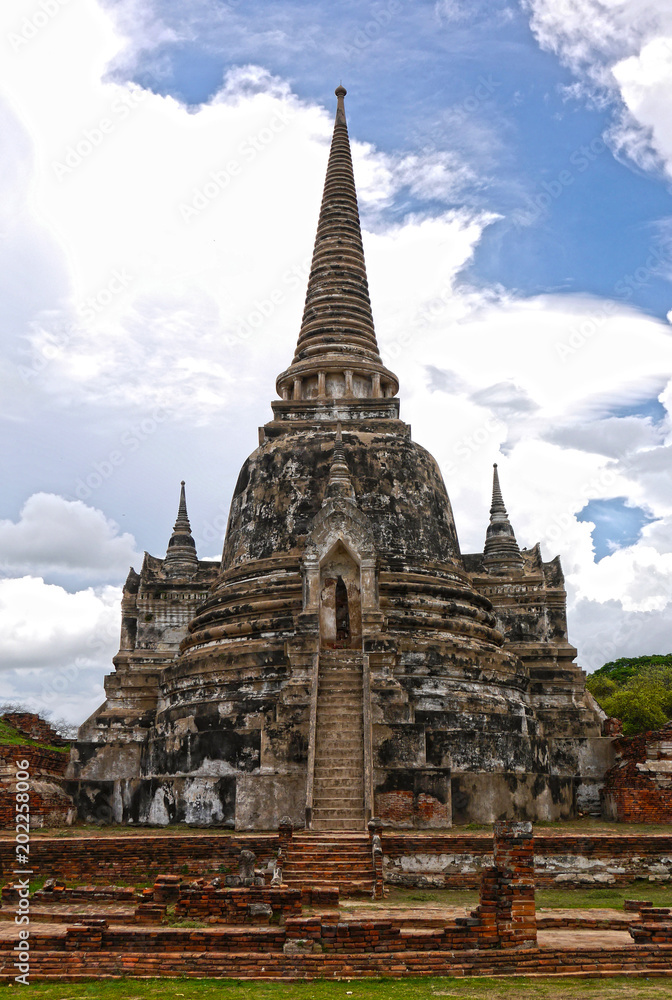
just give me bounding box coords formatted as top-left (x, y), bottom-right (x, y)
top-left (275, 86), bottom-right (398, 409)
top-left (164, 481), bottom-right (199, 577)
top-left (325, 423), bottom-right (356, 501)
top-left (483, 464), bottom-right (524, 575)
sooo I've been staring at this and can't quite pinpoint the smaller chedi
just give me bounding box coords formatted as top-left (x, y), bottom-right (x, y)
top-left (69, 87), bottom-right (612, 830)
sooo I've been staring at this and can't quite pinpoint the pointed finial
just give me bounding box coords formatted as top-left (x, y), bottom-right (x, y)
top-left (335, 84), bottom-right (347, 124)
top-left (325, 426), bottom-right (356, 502)
top-left (274, 81), bottom-right (399, 409)
top-left (483, 463), bottom-right (524, 575)
top-left (165, 480), bottom-right (199, 576)
top-left (490, 463), bottom-right (506, 514)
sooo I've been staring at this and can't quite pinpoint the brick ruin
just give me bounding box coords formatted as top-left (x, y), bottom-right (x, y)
top-left (602, 720), bottom-right (672, 823)
top-left (2, 820), bottom-right (672, 982)
top-left (64, 86), bottom-right (613, 831)
top-left (0, 713), bottom-right (72, 828)
top-left (0, 821), bottom-right (537, 980)
top-left (3, 827), bottom-right (672, 888)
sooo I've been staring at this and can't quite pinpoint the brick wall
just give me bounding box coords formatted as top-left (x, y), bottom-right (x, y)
top-left (2, 830), bottom-right (672, 887)
top-left (602, 721), bottom-right (672, 823)
top-left (383, 832), bottom-right (672, 888)
top-left (0, 732), bottom-right (72, 829)
top-left (2, 938), bottom-right (670, 982)
top-left (175, 885), bottom-right (303, 923)
top-left (0, 834), bottom-right (278, 881)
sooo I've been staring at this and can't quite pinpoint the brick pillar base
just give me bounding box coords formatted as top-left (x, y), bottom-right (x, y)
top-left (490, 820), bottom-right (536, 949)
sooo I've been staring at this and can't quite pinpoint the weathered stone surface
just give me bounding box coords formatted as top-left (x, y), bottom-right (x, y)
top-left (67, 87), bottom-right (608, 831)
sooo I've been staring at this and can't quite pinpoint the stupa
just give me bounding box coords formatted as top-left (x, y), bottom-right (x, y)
top-left (69, 88), bottom-right (611, 829)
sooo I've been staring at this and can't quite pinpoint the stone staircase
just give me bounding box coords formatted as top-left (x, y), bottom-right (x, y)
top-left (282, 832), bottom-right (373, 895)
top-left (312, 650), bottom-right (365, 832)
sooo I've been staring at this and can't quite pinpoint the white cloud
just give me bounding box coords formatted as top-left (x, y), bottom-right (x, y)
top-left (545, 414), bottom-right (665, 458)
top-left (1, 0), bottom-right (671, 724)
top-left (0, 4), bottom-right (483, 419)
top-left (390, 291), bottom-right (672, 664)
top-left (0, 575), bottom-right (120, 722)
top-left (0, 494), bottom-right (139, 581)
top-left (571, 597), bottom-right (672, 673)
top-left (0, 576), bottom-right (120, 669)
top-left (523, 0), bottom-right (672, 179)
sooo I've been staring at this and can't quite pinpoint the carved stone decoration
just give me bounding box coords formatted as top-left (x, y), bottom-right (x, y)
top-left (238, 849), bottom-right (256, 883)
top-left (302, 455), bottom-right (381, 643)
top-left (68, 86), bottom-right (610, 833)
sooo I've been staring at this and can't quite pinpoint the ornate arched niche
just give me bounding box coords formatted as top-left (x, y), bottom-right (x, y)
top-left (319, 540), bottom-right (361, 648)
top-left (302, 498), bottom-right (379, 645)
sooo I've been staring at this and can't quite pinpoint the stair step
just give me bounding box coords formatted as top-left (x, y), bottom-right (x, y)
top-left (316, 731), bottom-right (362, 739)
top-left (317, 701), bottom-right (362, 706)
top-left (310, 822), bottom-right (367, 832)
top-left (317, 691), bottom-right (362, 699)
top-left (313, 651), bottom-right (366, 833)
top-left (309, 776), bottom-right (361, 786)
top-left (292, 839), bottom-right (369, 846)
top-left (312, 811), bottom-right (365, 820)
top-left (313, 803), bottom-right (364, 812)
top-left (286, 863), bottom-right (371, 871)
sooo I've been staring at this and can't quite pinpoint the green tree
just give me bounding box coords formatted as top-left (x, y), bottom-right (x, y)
top-left (587, 655), bottom-right (672, 736)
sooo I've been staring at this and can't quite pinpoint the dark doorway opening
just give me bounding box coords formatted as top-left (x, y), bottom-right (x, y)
top-left (335, 575), bottom-right (350, 642)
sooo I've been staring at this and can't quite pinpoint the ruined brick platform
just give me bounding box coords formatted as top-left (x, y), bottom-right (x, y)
top-left (3, 828), bottom-right (672, 888)
top-left (1, 822), bottom-right (671, 982)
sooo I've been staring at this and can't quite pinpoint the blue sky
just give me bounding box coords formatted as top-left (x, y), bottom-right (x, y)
top-left (125, 0), bottom-right (672, 313)
top-left (1, 0), bottom-right (672, 722)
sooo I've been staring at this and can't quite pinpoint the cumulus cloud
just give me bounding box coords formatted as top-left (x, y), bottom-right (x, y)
top-left (1, 0), bottom-right (672, 726)
top-left (571, 596), bottom-right (672, 673)
top-left (0, 576), bottom-right (120, 722)
top-left (544, 414), bottom-right (665, 459)
top-left (0, 494), bottom-right (139, 581)
top-left (523, 0), bottom-right (672, 179)
top-left (0, 3), bottom-right (485, 420)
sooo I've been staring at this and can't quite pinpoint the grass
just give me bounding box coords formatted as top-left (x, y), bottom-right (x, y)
top-left (347, 883), bottom-right (672, 911)
top-left (537, 881), bottom-right (672, 910)
top-left (533, 817), bottom-right (672, 835)
top-left (362, 888), bottom-right (479, 908)
top-left (21, 824), bottom-right (240, 837)
top-left (0, 718), bottom-right (71, 753)
top-left (2, 881), bottom-right (668, 912)
top-left (5, 977), bottom-right (672, 998)
top-left (15, 816), bottom-right (672, 837)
